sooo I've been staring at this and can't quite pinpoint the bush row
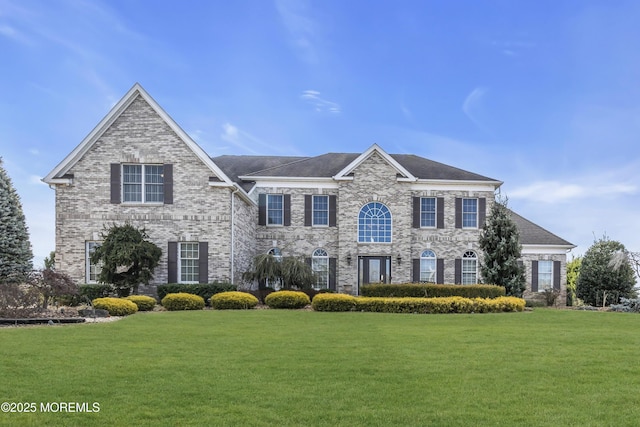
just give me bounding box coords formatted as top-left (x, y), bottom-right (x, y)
top-left (264, 290), bottom-right (310, 309)
top-left (161, 293), bottom-right (205, 311)
top-left (210, 292), bottom-right (259, 310)
top-left (157, 283), bottom-right (236, 306)
top-left (311, 294), bottom-right (525, 314)
top-left (125, 295), bottom-right (157, 311)
top-left (361, 283), bottom-right (506, 299)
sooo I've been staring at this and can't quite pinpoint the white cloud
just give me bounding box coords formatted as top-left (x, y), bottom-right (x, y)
top-left (462, 86), bottom-right (488, 131)
top-left (275, 0), bottom-right (319, 64)
top-left (301, 90), bottom-right (341, 114)
top-left (219, 122), bottom-right (295, 155)
top-left (510, 179), bottom-right (637, 204)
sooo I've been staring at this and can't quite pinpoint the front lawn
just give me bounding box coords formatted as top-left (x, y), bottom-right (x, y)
top-left (1, 309), bottom-right (640, 426)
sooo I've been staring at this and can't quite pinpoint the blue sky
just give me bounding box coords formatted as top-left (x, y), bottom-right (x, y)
top-left (1, 0), bottom-right (639, 265)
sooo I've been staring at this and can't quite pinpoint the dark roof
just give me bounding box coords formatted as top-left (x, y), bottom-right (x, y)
top-left (212, 152), bottom-right (499, 182)
top-left (509, 210), bottom-right (574, 247)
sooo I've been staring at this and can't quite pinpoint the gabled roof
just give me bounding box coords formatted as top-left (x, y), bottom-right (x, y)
top-left (43, 83), bottom-right (237, 191)
top-left (509, 210), bottom-right (575, 247)
top-left (218, 147), bottom-right (500, 185)
top-left (333, 144), bottom-right (417, 181)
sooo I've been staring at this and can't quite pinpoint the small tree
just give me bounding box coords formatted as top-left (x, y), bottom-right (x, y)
top-left (280, 257), bottom-right (316, 289)
top-left (0, 158), bottom-right (33, 283)
top-left (566, 256), bottom-right (581, 306)
top-left (243, 253), bottom-right (316, 289)
top-left (28, 268), bottom-right (77, 310)
top-left (479, 196), bottom-right (525, 297)
top-left (90, 223), bottom-right (162, 297)
top-left (577, 237), bottom-right (636, 306)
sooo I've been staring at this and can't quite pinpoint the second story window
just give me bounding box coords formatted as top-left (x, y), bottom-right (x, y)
top-left (313, 195), bottom-right (329, 226)
top-left (358, 202), bottom-right (392, 243)
top-left (462, 198), bottom-right (478, 228)
top-left (267, 195), bottom-right (283, 225)
top-left (122, 164), bottom-right (164, 203)
top-left (420, 197), bottom-right (436, 228)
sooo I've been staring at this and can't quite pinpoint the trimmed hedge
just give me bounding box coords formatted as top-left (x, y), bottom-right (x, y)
top-left (157, 283), bottom-right (236, 306)
top-left (125, 295), bottom-right (157, 311)
top-left (354, 296), bottom-right (525, 314)
top-left (264, 290), bottom-right (311, 309)
top-left (210, 291), bottom-right (259, 310)
top-left (312, 293), bottom-right (357, 312)
top-left (92, 297), bottom-right (138, 316)
top-left (311, 294), bottom-right (525, 314)
top-left (161, 293), bottom-right (205, 311)
top-left (361, 283), bottom-right (506, 299)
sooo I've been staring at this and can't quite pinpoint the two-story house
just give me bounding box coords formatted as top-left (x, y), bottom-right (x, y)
top-left (43, 84), bottom-right (574, 302)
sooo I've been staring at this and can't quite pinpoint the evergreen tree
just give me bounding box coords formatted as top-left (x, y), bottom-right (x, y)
top-left (566, 256), bottom-right (581, 306)
top-left (479, 196), bottom-right (525, 296)
top-left (0, 158), bottom-right (33, 283)
top-left (90, 223), bottom-right (161, 296)
top-left (577, 237), bottom-right (636, 306)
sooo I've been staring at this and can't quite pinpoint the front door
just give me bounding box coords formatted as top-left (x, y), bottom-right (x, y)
top-left (358, 256), bottom-right (391, 293)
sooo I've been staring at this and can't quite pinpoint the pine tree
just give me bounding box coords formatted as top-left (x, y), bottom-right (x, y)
top-left (0, 158), bottom-right (33, 283)
top-left (479, 196), bottom-right (525, 296)
top-left (576, 237), bottom-right (636, 306)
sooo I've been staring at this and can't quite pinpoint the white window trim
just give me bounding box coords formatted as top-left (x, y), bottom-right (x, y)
top-left (420, 249), bottom-right (437, 283)
top-left (462, 250), bottom-right (478, 285)
top-left (312, 248), bottom-right (329, 290)
top-left (420, 197), bottom-right (437, 229)
top-left (462, 198), bottom-right (478, 229)
top-left (266, 194), bottom-right (284, 227)
top-left (178, 242), bottom-right (199, 284)
top-left (122, 164), bottom-right (164, 205)
top-left (537, 260), bottom-right (554, 292)
top-left (85, 241), bottom-right (102, 284)
top-left (312, 195), bottom-right (329, 227)
top-left (358, 202), bottom-right (393, 243)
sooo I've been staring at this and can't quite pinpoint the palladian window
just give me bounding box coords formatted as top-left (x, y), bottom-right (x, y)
top-left (358, 202), bottom-right (392, 243)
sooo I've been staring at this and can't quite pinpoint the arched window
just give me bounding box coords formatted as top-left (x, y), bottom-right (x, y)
top-left (358, 202), bottom-right (392, 243)
top-left (268, 247), bottom-right (282, 261)
top-left (462, 251), bottom-right (477, 285)
top-left (420, 250), bottom-right (437, 283)
top-left (312, 248), bottom-right (329, 290)
top-left (266, 248), bottom-right (282, 289)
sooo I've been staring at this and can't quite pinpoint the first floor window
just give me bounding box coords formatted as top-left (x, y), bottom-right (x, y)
top-left (312, 248), bottom-right (329, 289)
top-left (267, 195), bottom-right (284, 225)
top-left (266, 248), bottom-right (283, 289)
top-left (537, 260), bottom-right (553, 291)
top-left (462, 251), bottom-right (477, 285)
top-left (179, 242), bottom-right (199, 283)
top-left (462, 198), bottom-right (478, 228)
top-left (420, 250), bottom-right (436, 283)
top-left (122, 164), bottom-right (164, 203)
top-left (86, 241), bottom-right (102, 283)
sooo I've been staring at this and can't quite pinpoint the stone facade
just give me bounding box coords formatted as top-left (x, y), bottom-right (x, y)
top-left (45, 84), bottom-right (574, 302)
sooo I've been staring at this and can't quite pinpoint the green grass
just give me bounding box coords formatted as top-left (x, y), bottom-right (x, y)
top-left (1, 309), bottom-right (640, 426)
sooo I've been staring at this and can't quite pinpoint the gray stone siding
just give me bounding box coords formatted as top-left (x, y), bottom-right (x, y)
top-left (521, 253), bottom-right (567, 306)
top-left (55, 95), bottom-right (236, 292)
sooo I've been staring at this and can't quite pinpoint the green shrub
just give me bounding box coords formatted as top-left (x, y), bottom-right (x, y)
top-left (264, 290), bottom-right (311, 309)
top-left (353, 296), bottom-right (525, 314)
top-left (161, 293), bottom-right (205, 311)
top-left (59, 284), bottom-right (114, 306)
top-left (92, 297), bottom-right (138, 316)
top-left (361, 283), bottom-right (505, 299)
top-left (157, 283), bottom-right (236, 306)
top-left (311, 293), bottom-right (357, 312)
top-left (210, 291), bottom-right (259, 310)
top-left (125, 295), bottom-right (157, 311)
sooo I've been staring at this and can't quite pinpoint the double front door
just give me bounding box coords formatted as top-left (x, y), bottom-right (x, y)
top-left (358, 256), bottom-right (391, 292)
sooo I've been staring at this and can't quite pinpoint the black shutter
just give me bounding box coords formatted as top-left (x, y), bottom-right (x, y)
top-left (437, 197), bottom-right (445, 229)
top-left (304, 195), bottom-right (312, 226)
top-left (110, 163), bottom-right (121, 204)
top-left (412, 259), bottom-right (420, 282)
top-left (454, 258), bottom-right (462, 284)
top-left (258, 194), bottom-right (266, 226)
top-left (329, 258), bottom-right (337, 291)
top-left (478, 198), bottom-right (486, 227)
top-left (329, 195), bottom-right (337, 227)
top-left (412, 197), bottom-right (421, 228)
top-left (436, 259), bottom-right (444, 284)
top-left (455, 198), bottom-right (462, 228)
top-left (163, 164), bottom-right (173, 205)
top-left (283, 194), bottom-right (291, 226)
top-left (168, 242), bottom-right (178, 283)
top-left (198, 242), bottom-right (208, 284)
top-left (553, 261), bottom-right (561, 291)
top-left (531, 261), bottom-right (539, 292)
